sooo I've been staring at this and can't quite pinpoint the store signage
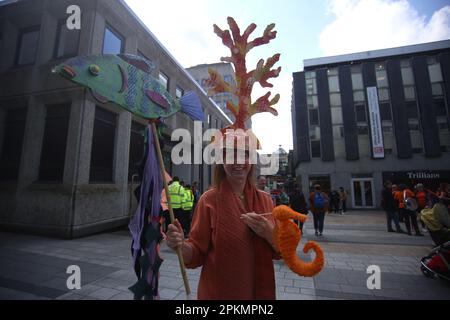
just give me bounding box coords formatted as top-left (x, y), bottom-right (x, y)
top-left (366, 87), bottom-right (385, 159)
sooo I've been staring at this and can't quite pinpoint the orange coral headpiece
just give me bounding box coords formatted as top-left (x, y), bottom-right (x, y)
top-left (207, 17), bottom-right (281, 150)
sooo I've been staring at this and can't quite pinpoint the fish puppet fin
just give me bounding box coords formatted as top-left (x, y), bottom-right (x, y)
top-left (179, 91), bottom-right (204, 121)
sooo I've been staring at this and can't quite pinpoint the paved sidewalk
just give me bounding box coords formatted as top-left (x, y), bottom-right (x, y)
top-left (0, 210), bottom-right (449, 300)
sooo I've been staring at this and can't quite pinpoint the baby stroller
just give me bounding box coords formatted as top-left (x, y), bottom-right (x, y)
top-left (419, 204), bottom-right (450, 281)
top-left (420, 240), bottom-right (450, 281)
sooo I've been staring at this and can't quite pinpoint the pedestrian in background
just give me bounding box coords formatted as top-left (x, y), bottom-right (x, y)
top-left (339, 187), bottom-right (347, 214)
top-left (288, 183), bottom-right (307, 231)
top-left (394, 184), bottom-right (423, 236)
top-left (168, 177), bottom-right (185, 232)
top-left (381, 181), bottom-right (404, 233)
top-left (182, 184), bottom-right (195, 237)
top-left (415, 183), bottom-right (429, 233)
top-left (309, 184), bottom-right (329, 237)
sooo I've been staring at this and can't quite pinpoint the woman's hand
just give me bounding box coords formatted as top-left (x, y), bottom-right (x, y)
top-left (240, 212), bottom-right (274, 242)
top-left (166, 219), bottom-right (185, 251)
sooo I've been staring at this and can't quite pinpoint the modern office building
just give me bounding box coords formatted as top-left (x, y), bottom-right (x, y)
top-left (0, 0), bottom-right (231, 237)
top-left (292, 40), bottom-right (450, 209)
top-left (187, 62), bottom-right (252, 129)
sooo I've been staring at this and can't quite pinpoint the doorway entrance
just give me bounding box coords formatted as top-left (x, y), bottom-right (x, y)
top-left (351, 178), bottom-right (375, 208)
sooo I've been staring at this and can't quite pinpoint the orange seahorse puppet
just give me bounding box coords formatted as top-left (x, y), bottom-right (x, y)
top-left (207, 17), bottom-right (325, 277)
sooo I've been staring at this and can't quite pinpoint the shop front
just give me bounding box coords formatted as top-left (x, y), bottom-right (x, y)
top-left (382, 170), bottom-right (450, 191)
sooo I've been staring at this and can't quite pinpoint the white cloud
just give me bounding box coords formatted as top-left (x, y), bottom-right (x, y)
top-left (320, 0), bottom-right (450, 56)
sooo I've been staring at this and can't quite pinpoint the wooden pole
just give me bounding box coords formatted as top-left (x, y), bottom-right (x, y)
top-left (150, 122), bottom-right (191, 296)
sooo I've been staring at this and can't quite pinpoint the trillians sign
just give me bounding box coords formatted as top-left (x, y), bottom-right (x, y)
top-left (407, 172), bottom-right (440, 179)
top-left (383, 170), bottom-right (450, 190)
top-left (366, 87), bottom-right (385, 159)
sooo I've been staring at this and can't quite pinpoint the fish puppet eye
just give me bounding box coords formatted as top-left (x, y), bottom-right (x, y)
top-left (89, 64), bottom-right (100, 76)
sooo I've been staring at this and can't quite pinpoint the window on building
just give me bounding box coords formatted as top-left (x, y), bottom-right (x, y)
top-left (379, 103), bottom-right (392, 121)
top-left (378, 88), bottom-right (390, 102)
top-left (103, 25), bottom-right (123, 54)
top-left (54, 20), bottom-right (80, 59)
top-left (353, 90), bottom-right (365, 102)
top-left (15, 26), bottom-right (40, 66)
top-left (412, 148), bottom-right (423, 154)
top-left (434, 97), bottom-right (447, 117)
top-left (310, 140), bottom-right (321, 158)
top-left (328, 75), bottom-right (340, 93)
top-left (307, 95), bottom-right (318, 109)
top-left (159, 71), bottom-right (169, 90)
top-left (176, 86), bottom-right (184, 99)
top-left (309, 126), bottom-right (320, 140)
top-left (357, 126), bottom-right (369, 135)
top-left (128, 121), bottom-right (146, 181)
top-left (355, 104), bottom-right (367, 122)
top-left (331, 107), bottom-right (343, 125)
top-left (89, 106), bottom-right (117, 183)
top-left (0, 107), bottom-right (27, 181)
top-left (38, 104), bottom-right (71, 182)
top-left (351, 71), bottom-right (364, 90)
top-left (408, 118), bottom-right (420, 131)
top-left (375, 65), bottom-right (388, 88)
top-left (404, 86), bottom-right (416, 100)
top-left (330, 93), bottom-right (341, 106)
top-left (309, 109), bottom-right (319, 126)
top-left (406, 101), bottom-right (419, 119)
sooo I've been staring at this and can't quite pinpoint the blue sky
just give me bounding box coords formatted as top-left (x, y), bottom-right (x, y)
top-left (8, 0), bottom-right (446, 154)
top-left (122, 0), bottom-right (450, 154)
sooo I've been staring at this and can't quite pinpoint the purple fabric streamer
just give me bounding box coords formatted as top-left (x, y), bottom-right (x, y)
top-left (128, 124), bottom-right (163, 268)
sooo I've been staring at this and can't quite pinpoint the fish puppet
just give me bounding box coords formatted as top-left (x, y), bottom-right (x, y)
top-left (54, 54), bottom-right (204, 299)
top-left (53, 54), bottom-right (204, 121)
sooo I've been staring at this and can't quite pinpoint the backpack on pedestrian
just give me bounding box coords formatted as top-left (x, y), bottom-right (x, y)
top-left (314, 192), bottom-right (326, 210)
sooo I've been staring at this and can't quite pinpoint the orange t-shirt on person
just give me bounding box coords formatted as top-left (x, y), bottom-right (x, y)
top-left (415, 191), bottom-right (427, 209)
top-left (393, 189), bottom-right (414, 209)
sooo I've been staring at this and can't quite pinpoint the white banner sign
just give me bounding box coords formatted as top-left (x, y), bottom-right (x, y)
top-left (366, 87), bottom-right (385, 158)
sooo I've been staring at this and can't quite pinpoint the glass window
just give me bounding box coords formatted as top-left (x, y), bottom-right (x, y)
top-left (401, 67), bottom-right (415, 86)
top-left (378, 88), bottom-right (389, 102)
top-left (103, 26), bottom-right (123, 54)
top-left (305, 71), bottom-right (316, 79)
top-left (379, 103), bottom-right (392, 121)
top-left (376, 70), bottom-right (388, 88)
top-left (89, 106), bottom-right (117, 183)
top-left (400, 59), bottom-right (411, 68)
top-left (404, 86), bottom-right (416, 100)
top-left (307, 95), bottom-right (318, 109)
top-left (434, 98), bottom-right (447, 117)
top-left (331, 107), bottom-right (343, 125)
top-left (176, 86), bottom-right (184, 99)
top-left (412, 148), bottom-right (423, 154)
top-left (309, 109), bottom-right (319, 126)
top-left (306, 79), bottom-right (317, 95)
top-left (330, 93), bottom-right (341, 106)
top-left (328, 75), bottom-right (340, 92)
top-left (128, 121), bottom-right (145, 181)
top-left (406, 101), bottom-right (419, 119)
top-left (39, 104), bottom-right (71, 182)
top-left (333, 125), bottom-right (344, 139)
top-left (311, 140), bottom-right (321, 158)
top-left (351, 73), bottom-right (364, 90)
top-left (159, 71), bottom-right (169, 90)
top-left (428, 63), bottom-right (443, 83)
top-left (355, 104), bottom-right (367, 123)
top-left (0, 107), bottom-right (27, 181)
top-left (357, 126), bottom-right (369, 135)
top-left (327, 68), bottom-right (338, 76)
top-left (353, 90), bottom-right (365, 102)
top-left (54, 20), bottom-right (80, 59)
top-left (432, 83), bottom-right (443, 97)
top-left (16, 26), bottom-right (40, 66)
top-left (309, 126), bottom-right (320, 140)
